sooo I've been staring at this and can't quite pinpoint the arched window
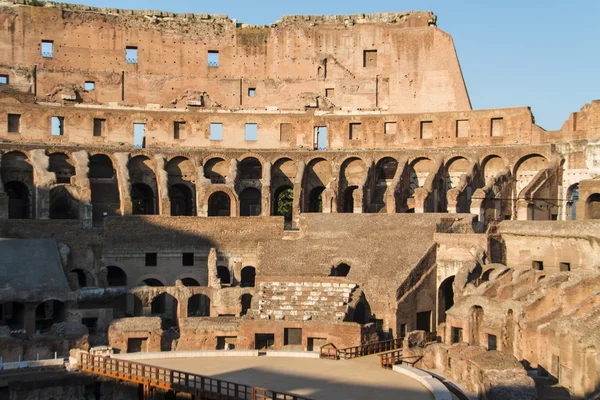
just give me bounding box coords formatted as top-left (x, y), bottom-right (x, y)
top-left (217, 266), bottom-right (231, 286)
top-left (48, 153), bottom-right (75, 184)
top-left (239, 188), bottom-right (261, 216)
top-left (188, 294), bottom-right (210, 317)
top-left (438, 276), bottom-right (455, 324)
top-left (106, 266), bottom-right (127, 287)
top-left (142, 278), bottom-right (164, 287)
top-left (239, 157), bottom-right (262, 180)
top-left (151, 293), bottom-right (178, 323)
top-left (181, 278), bottom-right (200, 287)
top-left (131, 183), bottom-right (156, 215)
top-left (208, 191), bottom-right (231, 216)
top-left (330, 263), bottom-right (350, 277)
top-left (308, 187), bottom-right (324, 213)
top-left (587, 193), bottom-right (600, 219)
top-left (241, 266), bottom-right (256, 287)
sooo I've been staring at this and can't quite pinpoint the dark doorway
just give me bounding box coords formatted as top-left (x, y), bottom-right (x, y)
top-left (273, 186), bottom-right (293, 221)
top-left (131, 183), bottom-right (155, 215)
top-left (438, 276), bottom-right (455, 324)
top-left (343, 186), bottom-right (357, 213)
top-left (255, 333), bottom-right (275, 350)
top-left (241, 266), bottom-right (256, 287)
top-left (217, 266), bottom-right (231, 286)
top-left (188, 294), bottom-right (210, 317)
top-left (416, 311), bottom-right (431, 333)
top-left (169, 184), bottom-right (193, 216)
top-left (106, 266), bottom-right (127, 287)
top-left (208, 191), bottom-right (231, 216)
top-left (127, 338), bottom-right (147, 353)
top-left (241, 294), bottom-right (252, 316)
top-left (239, 188), bottom-right (261, 216)
top-left (5, 181), bottom-right (30, 219)
top-left (354, 302), bottom-right (368, 324)
top-left (49, 186), bottom-right (78, 219)
top-left (308, 187), bottom-right (324, 212)
top-left (284, 328), bottom-right (302, 346)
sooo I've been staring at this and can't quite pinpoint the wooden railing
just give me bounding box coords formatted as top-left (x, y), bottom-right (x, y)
top-left (320, 338), bottom-right (404, 360)
top-left (379, 350), bottom-right (422, 370)
top-left (80, 353), bottom-right (311, 400)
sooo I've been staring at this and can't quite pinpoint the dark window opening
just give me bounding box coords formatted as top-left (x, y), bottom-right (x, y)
top-left (452, 327), bottom-right (463, 344)
top-left (41, 40), bottom-right (53, 58)
top-left (207, 191), bottom-right (231, 216)
top-left (217, 266), bottom-right (231, 286)
top-left (174, 121), bottom-right (185, 140)
top-left (182, 252), bottom-right (194, 266)
top-left (241, 266), bottom-right (256, 287)
top-left (416, 311), bottom-right (432, 333)
top-left (400, 324), bottom-right (407, 338)
top-left (106, 266), bottom-right (127, 287)
top-left (126, 46), bottom-right (138, 63)
top-left (216, 336), bottom-right (237, 350)
top-left (208, 50), bottom-right (219, 67)
top-left (488, 334), bottom-right (497, 351)
top-left (330, 263), bottom-right (350, 277)
top-left (241, 293), bottom-right (252, 316)
top-left (532, 260), bottom-right (544, 271)
top-left (127, 337), bottom-right (147, 353)
top-left (8, 114), bottom-right (20, 133)
top-left (181, 278), bottom-right (200, 287)
top-left (255, 333), bottom-right (274, 350)
top-left (82, 317), bottom-right (98, 335)
top-left (93, 118), bottom-right (105, 137)
top-left (145, 253), bottom-right (157, 267)
top-left (560, 262), bottom-right (571, 272)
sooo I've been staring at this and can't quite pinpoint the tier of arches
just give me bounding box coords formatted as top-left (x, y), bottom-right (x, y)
top-left (2, 149), bottom-right (598, 223)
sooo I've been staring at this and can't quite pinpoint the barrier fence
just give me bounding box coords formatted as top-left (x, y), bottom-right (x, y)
top-left (80, 353), bottom-right (311, 400)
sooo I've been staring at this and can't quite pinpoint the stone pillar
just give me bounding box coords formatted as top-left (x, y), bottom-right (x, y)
top-left (154, 154), bottom-right (170, 216)
top-left (0, 151), bottom-right (8, 219)
top-left (30, 149), bottom-right (54, 219)
top-left (113, 152), bottom-right (132, 215)
top-left (516, 198), bottom-right (530, 220)
top-left (471, 188), bottom-right (487, 224)
top-left (292, 161), bottom-right (305, 223)
top-left (353, 190), bottom-right (363, 213)
top-left (261, 161), bottom-right (271, 217)
top-left (71, 150), bottom-right (93, 227)
top-left (446, 188), bottom-right (460, 213)
top-left (195, 157), bottom-right (210, 217)
top-left (413, 187), bottom-right (429, 213)
top-left (207, 248), bottom-right (219, 289)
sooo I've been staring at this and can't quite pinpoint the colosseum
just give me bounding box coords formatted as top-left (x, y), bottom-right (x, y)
top-left (0, 1), bottom-right (598, 399)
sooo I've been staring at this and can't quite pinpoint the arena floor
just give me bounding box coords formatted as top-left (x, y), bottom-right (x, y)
top-left (143, 355), bottom-right (434, 400)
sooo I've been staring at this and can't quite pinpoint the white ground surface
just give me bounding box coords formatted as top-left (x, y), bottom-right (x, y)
top-left (144, 355), bottom-right (434, 400)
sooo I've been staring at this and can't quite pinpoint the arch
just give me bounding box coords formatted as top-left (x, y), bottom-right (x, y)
top-left (217, 266), bottom-right (231, 286)
top-left (353, 301), bottom-right (368, 325)
top-left (272, 185), bottom-right (293, 221)
top-left (4, 181), bottom-right (31, 219)
top-left (408, 157), bottom-right (434, 196)
top-left (142, 278), bottom-right (164, 287)
top-left (445, 157), bottom-right (470, 190)
top-left (207, 191), bottom-right (231, 216)
top-left (481, 155), bottom-right (507, 183)
top-left (272, 158), bottom-right (296, 187)
top-left (239, 157), bottom-right (262, 180)
top-left (181, 277), bottom-right (201, 287)
top-left (376, 157), bottom-right (398, 181)
top-left (49, 186), bottom-right (78, 219)
top-left (48, 153), bottom-right (75, 184)
top-left (438, 276), bottom-right (455, 324)
top-left (107, 266), bottom-right (127, 287)
top-left (469, 305), bottom-right (484, 346)
top-left (89, 154), bottom-right (119, 223)
top-left (342, 186), bottom-right (358, 213)
top-left (239, 187), bottom-right (261, 216)
top-left (166, 156), bottom-right (195, 182)
top-left (188, 294), bottom-right (210, 317)
top-left (151, 293), bottom-right (178, 323)
top-left (204, 158), bottom-right (228, 184)
top-left (566, 183), bottom-right (579, 220)
top-left (330, 263), bottom-right (350, 277)
top-left (131, 183), bottom-right (156, 215)
top-left (586, 193), bottom-right (600, 220)
top-left (308, 187), bottom-right (324, 213)
top-left (1, 301), bottom-right (25, 330)
top-left (241, 293), bottom-right (253, 316)
top-left (1, 151), bottom-right (33, 184)
top-left (241, 266), bottom-right (256, 287)
top-left (71, 268), bottom-right (94, 288)
top-left (513, 153), bottom-right (548, 177)
top-left (481, 269), bottom-right (494, 282)
top-left (169, 183), bottom-right (194, 216)
top-left (340, 157), bottom-right (367, 187)
top-left (35, 300), bottom-right (65, 333)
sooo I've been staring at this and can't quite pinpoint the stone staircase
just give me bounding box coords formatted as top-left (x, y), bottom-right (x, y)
top-left (254, 280), bottom-right (358, 322)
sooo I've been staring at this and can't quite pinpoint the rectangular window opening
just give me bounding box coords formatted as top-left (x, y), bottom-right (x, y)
top-left (314, 126), bottom-right (327, 150)
top-left (208, 50), bottom-right (219, 67)
top-left (349, 122), bottom-right (361, 140)
top-left (560, 262), bottom-right (571, 272)
top-left (0, 75), bottom-right (8, 85)
top-left (420, 121), bottom-right (433, 139)
top-left (145, 253), bottom-right (157, 267)
top-left (487, 334), bottom-right (497, 351)
top-left (284, 328), bottom-right (302, 346)
top-left (491, 117), bottom-right (504, 137)
top-left (416, 311), bottom-right (432, 333)
top-left (133, 123), bottom-right (146, 148)
top-left (456, 119), bottom-right (470, 138)
top-left (384, 121), bottom-right (397, 135)
top-left (325, 88), bottom-right (335, 98)
top-left (245, 123), bottom-right (258, 141)
top-left (41, 40), bottom-right (53, 58)
top-left (84, 81), bottom-right (95, 91)
top-left (210, 123), bottom-right (223, 141)
top-left (254, 333), bottom-right (275, 350)
top-left (174, 121), bottom-right (185, 140)
top-left (216, 336), bottom-right (237, 350)
top-left (93, 118), bottom-right (105, 137)
top-left (126, 46), bottom-right (138, 64)
top-left (248, 88), bottom-right (256, 97)
top-left (182, 252), bottom-right (194, 266)
top-left (532, 260), bottom-right (544, 271)
top-left (363, 49), bottom-right (377, 68)
top-left (51, 116), bottom-right (64, 136)
top-left (400, 323), bottom-right (407, 338)
top-left (451, 327), bottom-right (463, 344)
top-left (8, 114), bottom-right (20, 133)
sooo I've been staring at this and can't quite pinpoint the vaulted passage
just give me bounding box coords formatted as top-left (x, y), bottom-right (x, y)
top-left (308, 187), bottom-right (324, 212)
top-left (2, 151), bottom-right (33, 219)
top-left (239, 187), bottom-right (261, 216)
top-left (49, 186), bottom-right (78, 219)
top-left (131, 183), bottom-right (155, 215)
top-left (169, 184), bottom-right (193, 216)
top-left (4, 181), bottom-right (31, 219)
top-left (89, 154), bottom-right (120, 224)
top-left (207, 191), bottom-right (231, 216)
top-left (241, 266), bottom-right (256, 287)
top-left (167, 157), bottom-right (195, 216)
top-left (128, 156), bottom-right (158, 215)
top-left (272, 185), bottom-right (293, 221)
top-left (188, 294), bottom-right (210, 317)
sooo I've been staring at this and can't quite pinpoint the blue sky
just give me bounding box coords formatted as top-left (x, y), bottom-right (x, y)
top-left (63, 0), bottom-right (600, 130)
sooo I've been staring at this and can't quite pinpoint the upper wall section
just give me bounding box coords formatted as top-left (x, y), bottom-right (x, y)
top-left (0, 1), bottom-right (471, 113)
